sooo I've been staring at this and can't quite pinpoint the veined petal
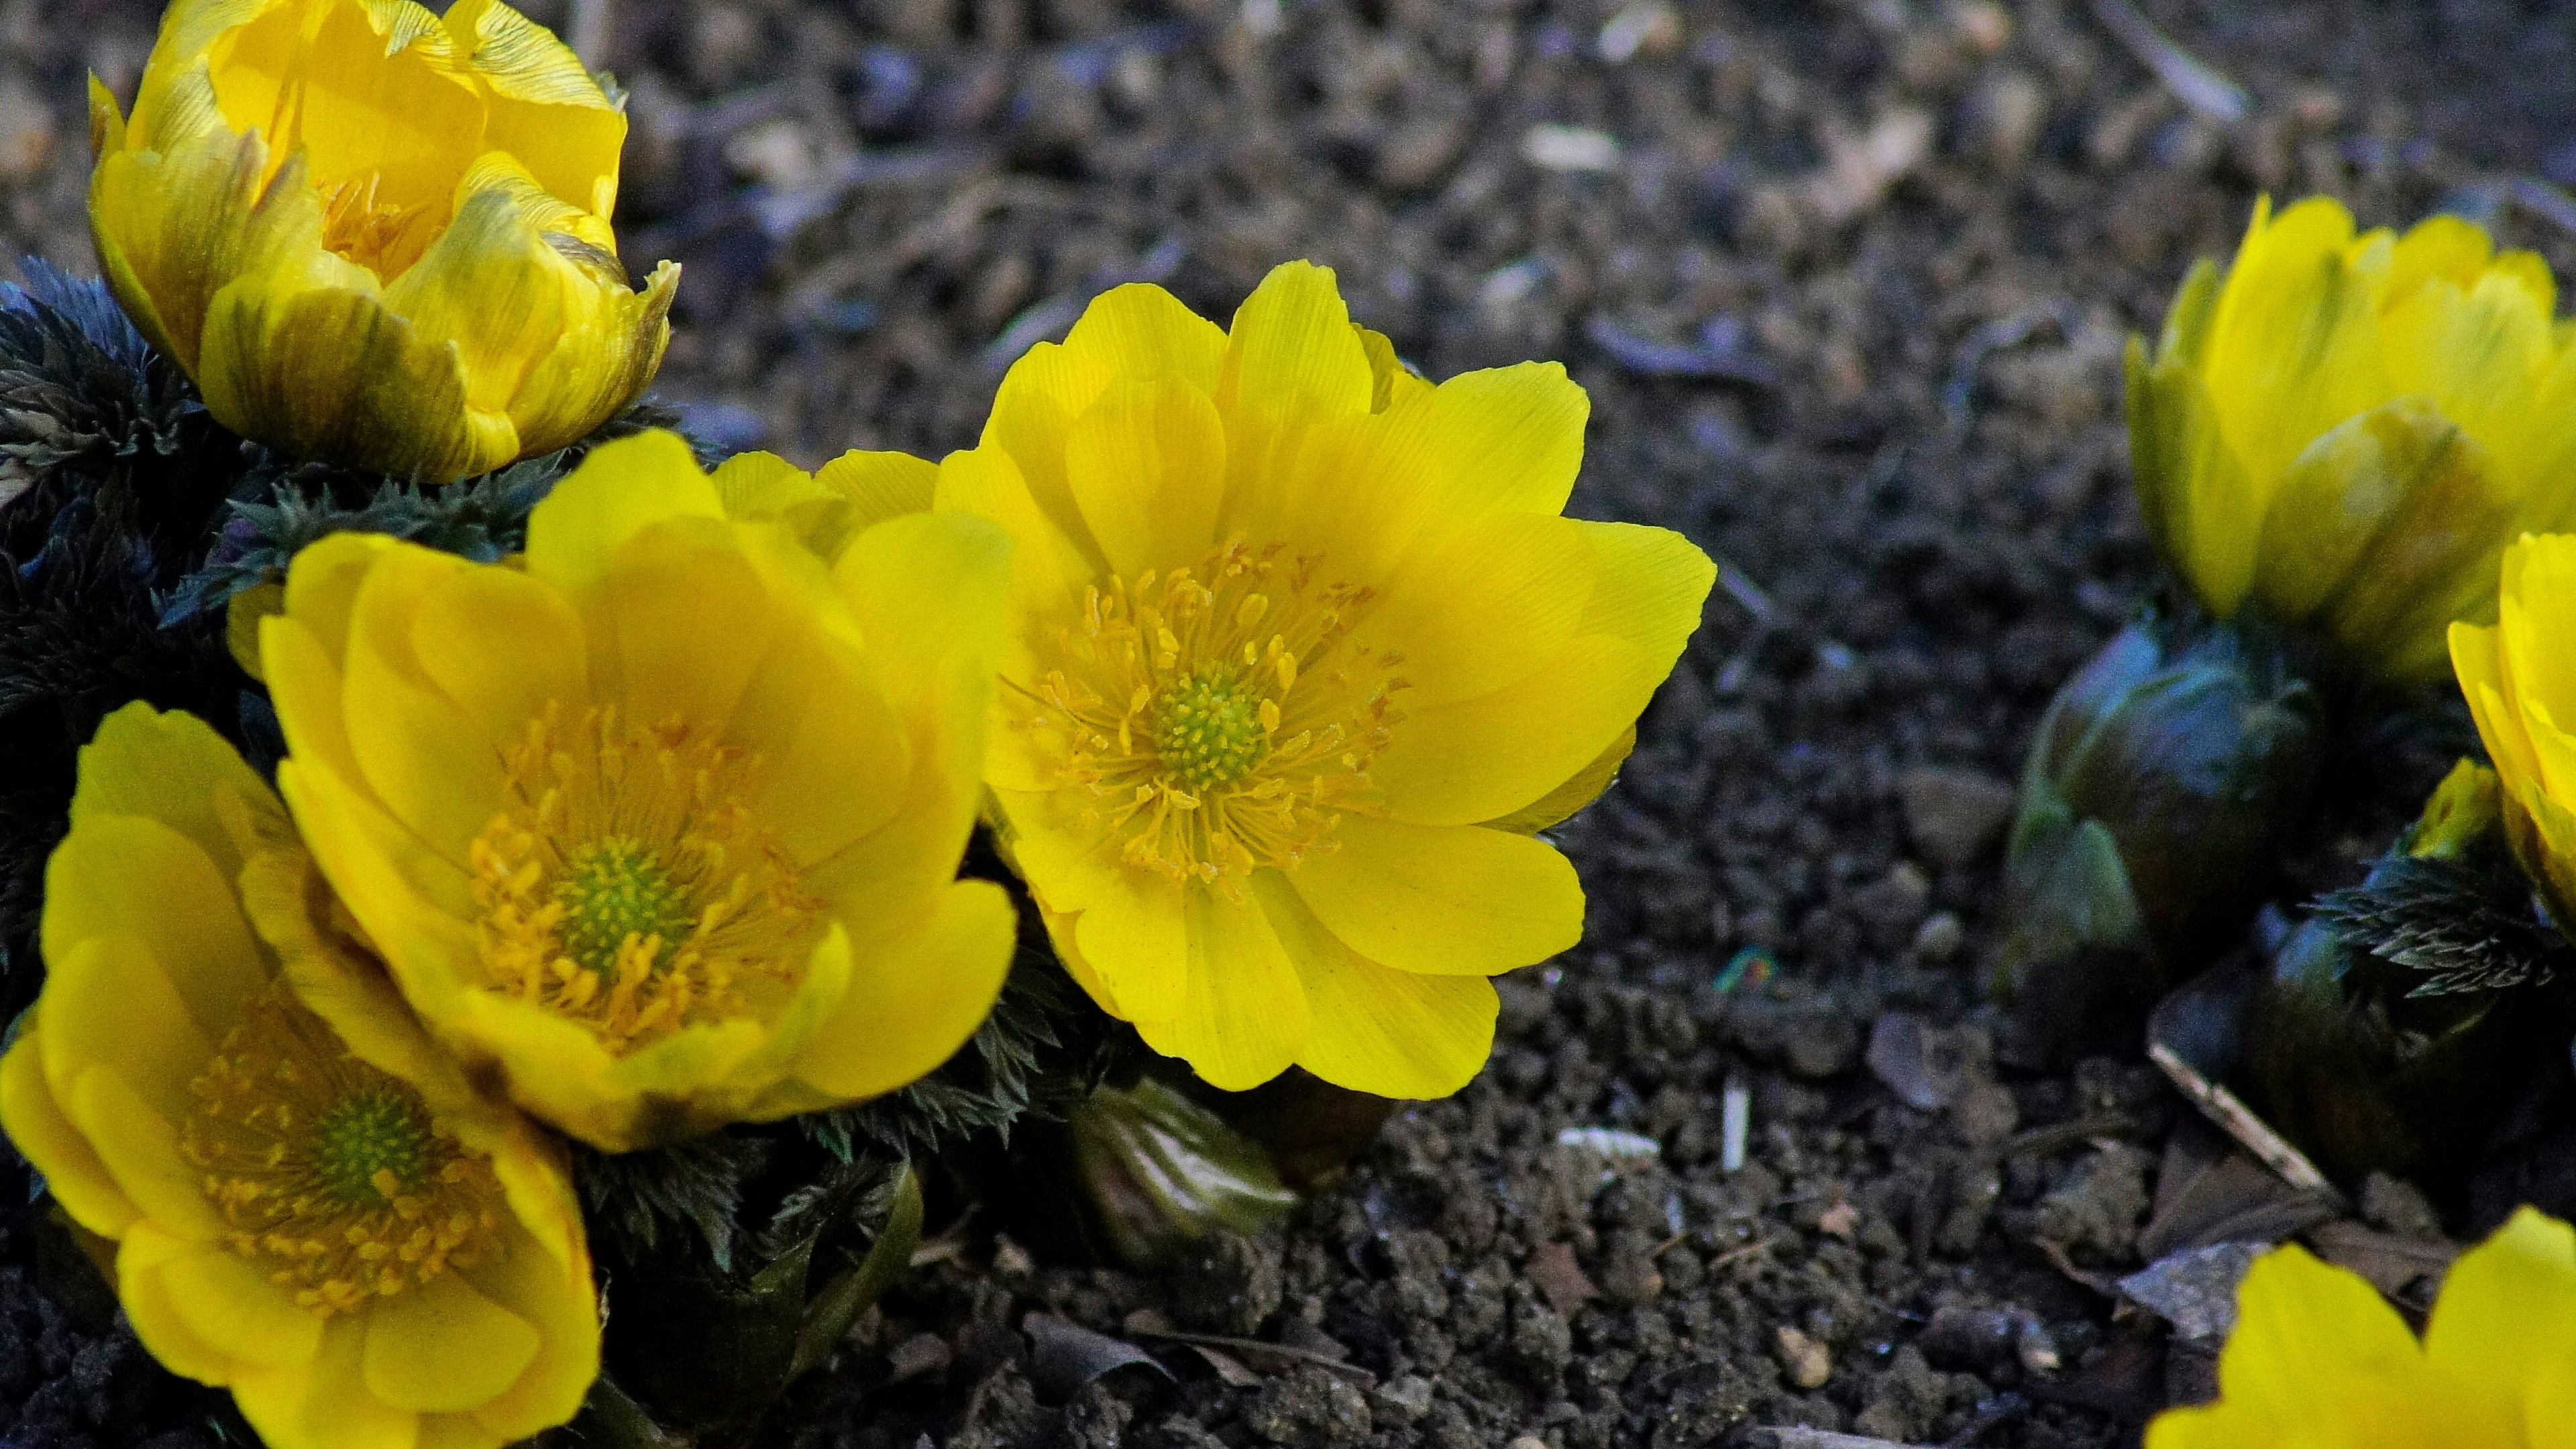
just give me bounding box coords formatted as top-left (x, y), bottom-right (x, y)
top-left (443, 0), bottom-right (625, 217)
top-left (523, 429), bottom-right (723, 590)
top-left (816, 449), bottom-right (941, 537)
top-left (1065, 378), bottom-right (1228, 577)
top-left (380, 152), bottom-right (623, 443)
top-left (1289, 816), bottom-right (1582, 975)
top-left (197, 270), bottom-right (503, 482)
top-left (1255, 874), bottom-right (1497, 1099)
top-left (1131, 889), bottom-right (1309, 1091)
top-left (1212, 262), bottom-right (1375, 508)
top-left (362, 1271), bottom-right (541, 1413)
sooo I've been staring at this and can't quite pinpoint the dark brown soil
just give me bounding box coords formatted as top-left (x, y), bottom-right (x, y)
top-left (3, 1), bottom-right (2576, 1447)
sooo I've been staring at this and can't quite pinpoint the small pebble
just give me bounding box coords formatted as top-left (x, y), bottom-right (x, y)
top-left (1775, 1326), bottom-right (1833, 1389)
top-left (1913, 911), bottom-right (1966, 962)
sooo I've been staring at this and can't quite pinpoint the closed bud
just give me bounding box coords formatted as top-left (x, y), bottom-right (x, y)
top-left (1998, 616), bottom-right (2324, 1055)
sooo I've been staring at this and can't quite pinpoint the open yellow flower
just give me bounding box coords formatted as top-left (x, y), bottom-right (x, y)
top-left (2129, 195), bottom-right (2576, 682)
top-left (943, 262), bottom-right (1713, 1098)
top-left (261, 430), bottom-right (1017, 1150)
top-left (2451, 533), bottom-right (2576, 930)
top-left (2147, 1208), bottom-right (2576, 1449)
top-left (89, 0), bottom-right (679, 482)
top-left (0, 703), bottom-right (598, 1449)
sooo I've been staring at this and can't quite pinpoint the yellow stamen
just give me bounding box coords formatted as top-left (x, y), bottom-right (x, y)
top-left (470, 704), bottom-right (822, 1055)
top-left (1004, 541), bottom-right (1405, 898)
top-left (182, 987), bottom-right (503, 1318)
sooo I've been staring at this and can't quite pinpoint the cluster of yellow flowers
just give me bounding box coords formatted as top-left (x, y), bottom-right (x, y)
top-left (0, 2), bottom-right (1715, 1443)
top-left (2118, 195), bottom-right (2576, 1443)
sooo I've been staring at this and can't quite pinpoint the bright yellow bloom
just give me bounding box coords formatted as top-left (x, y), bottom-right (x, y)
top-left (2129, 195), bottom-right (2576, 682)
top-left (2147, 1208), bottom-right (2576, 1449)
top-left (89, 0), bottom-right (679, 482)
top-left (2450, 533), bottom-right (2576, 930)
top-left (943, 262), bottom-right (1713, 1098)
top-left (0, 703), bottom-right (598, 1449)
top-left (260, 430), bottom-right (1017, 1150)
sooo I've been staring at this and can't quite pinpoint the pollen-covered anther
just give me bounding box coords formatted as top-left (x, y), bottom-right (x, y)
top-left (179, 988), bottom-right (504, 1317)
top-left (1008, 541), bottom-right (1406, 894)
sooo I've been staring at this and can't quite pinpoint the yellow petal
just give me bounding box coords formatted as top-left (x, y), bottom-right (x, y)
top-left (114, 1223), bottom-right (240, 1385)
top-left (2212, 1243), bottom-right (2422, 1423)
top-left (41, 916), bottom-right (223, 1126)
top-left (362, 1269), bottom-right (543, 1413)
top-left (1247, 361), bottom-right (1590, 584)
top-left (729, 633), bottom-right (909, 869)
top-left (501, 258), bottom-right (678, 462)
top-left (378, 152), bottom-right (622, 441)
top-left (457, 1217), bottom-right (599, 1442)
top-left (1131, 888), bottom-right (1309, 1091)
top-left (1256, 875), bottom-right (1497, 1099)
top-left (934, 443), bottom-right (1098, 648)
top-left (1482, 724), bottom-right (1635, 834)
top-left (68, 1063), bottom-right (225, 1242)
top-left (233, 1315), bottom-right (421, 1449)
top-left (197, 271), bottom-right (504, 482)
top-left (1061, 281), bottom-right (1228, 390)
top-left (409, 562), bottom-right (590, 747)
top-left (160, 1238), bottom-right (329, 1371)
top-left (523, 429), bottom-right (723, 590)
top-left (794, 880), bottom-right (1016, 1099)
top-left (443, 0), bottom-right (626, 217)
top-left (44, 813), bottom-right (266, 1046)
top-left (2424, 1208), bottom-right (2576, 1413)
top-left (979, 281), bottom-right (1228, 550)
top-left (90, 88), bottom-right (309, 368)
top-left (2201, 202), bottom-right (2398, 538)
top-left (1288, 816), bottom-right (1582, 975)
top-left (67, 701), bottom-right (281, 896)
top-left (339, 543), bottom-right (508, 860)
top-left (1211, 261), bottom-right (1375, 505)
top-left (815, 448), bottom-right (941, 536)
top-left (1065, 378), bottom-right (1228, 576)
top-left (1371, 634), bottom-right (1664, 826)
top-left (582, 519), bottom-right (787, 735)
top-left (1351, 511), bottom-right (1597, 705)
top-left (710, 450), bottom-right (823, 520)
top-left (0, 1029), bottom-right (138, 1237)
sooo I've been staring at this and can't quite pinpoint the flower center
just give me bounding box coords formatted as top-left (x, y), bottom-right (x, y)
top-left (315, 172), bottom-right (437, 278)
top-left (554, 837), bottom-right (696, 977)
top-left (182, 987), bottom-right (504, 1318)
top-left (1008, 541), bottom-right (1407, 894)
top-left (1151, 669), bottom-right (1272, 791)
top-left (470, 705), bottom-right (822, 1055)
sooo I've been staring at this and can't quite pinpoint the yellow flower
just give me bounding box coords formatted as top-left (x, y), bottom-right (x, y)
top-left (2129, 195), bottom-right (2576, 682)
top-left (260, 430), bottom-right (1018, 1150)
top-left (0, 703), bottom-right (598, 1449)
top-left (943, 262), bottom-right (1713, 1098)
top-left (2450, 533), bottom-right (2576, 930)
top-left (89, 0), bottom-right (679, 483)
top-left (2147, 1208), bottom-right (2576, 1449)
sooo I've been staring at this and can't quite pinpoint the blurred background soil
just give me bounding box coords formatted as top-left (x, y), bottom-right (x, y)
top-left (1, 1), bottom-right (2575, 1446)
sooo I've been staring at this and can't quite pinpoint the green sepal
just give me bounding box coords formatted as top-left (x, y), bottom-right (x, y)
top-left (1068, 1078), bottom-right (1299, 1270)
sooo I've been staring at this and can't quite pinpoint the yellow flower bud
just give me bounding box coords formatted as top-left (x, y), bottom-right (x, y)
top-left (2129, 195), bottom-right (2576, 682)
top-left (89, 0), bottom-right (680, 483)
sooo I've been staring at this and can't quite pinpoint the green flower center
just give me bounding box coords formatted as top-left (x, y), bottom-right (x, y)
top-left (309, 1085), bottom-right (440, 1206)
top-left (555, 836), bottom-right (696, 975)
top-left (1152, 669), bottom-right (1271, 792)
